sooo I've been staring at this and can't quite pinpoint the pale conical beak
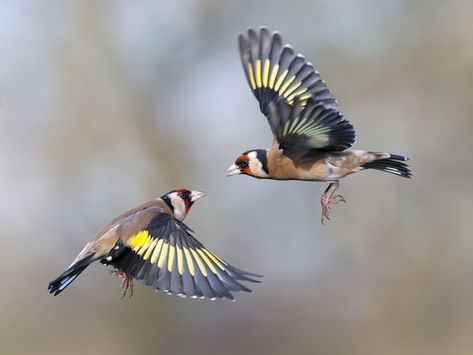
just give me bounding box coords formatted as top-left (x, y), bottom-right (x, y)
top-left (190, 190), bottom-right (207, 202)
top-left (225, 164), bottom-right (241, 177)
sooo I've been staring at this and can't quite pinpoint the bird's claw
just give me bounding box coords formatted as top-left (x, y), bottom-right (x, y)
top-left (320, 194), bottom-right (346, 224)
top-left (332, 195), bottom-right (346, 204)
top-left (111, 270), bottom-right (134, 299)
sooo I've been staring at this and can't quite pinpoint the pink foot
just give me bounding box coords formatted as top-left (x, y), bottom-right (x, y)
top-left (111, 270), bottom-right (134, 298)
top-left (320, 180), bottom-right (346, 224)
top-left (321, 193), bottom-right (346, 224)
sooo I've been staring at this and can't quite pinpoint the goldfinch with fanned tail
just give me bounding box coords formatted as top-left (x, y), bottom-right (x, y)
top-left (48, 189), bottom-right (261, 300)
top-left (226, 27), bottom-right (411, 223)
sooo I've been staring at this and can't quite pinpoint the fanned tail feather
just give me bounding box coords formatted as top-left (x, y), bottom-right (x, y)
top-left (363, 153), bottom-right (412, 178)
top-left (48, 255), bottom-right (96, 296)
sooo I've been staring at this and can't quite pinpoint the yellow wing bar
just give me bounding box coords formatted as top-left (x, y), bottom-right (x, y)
top-left (128, 230), bottom-right (227, 277)
top-left (246, 60), bottom-right (309, 107)
top-left (239, 27), bottom-right (339, 116)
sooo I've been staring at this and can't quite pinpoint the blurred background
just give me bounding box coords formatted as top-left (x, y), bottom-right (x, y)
top-left (1, 0), bottom-right (472, 354)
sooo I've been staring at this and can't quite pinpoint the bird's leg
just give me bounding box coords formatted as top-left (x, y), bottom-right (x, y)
top-left (111, 270), bottom-right (134, 298)
top-left (320, 180), bottom-right (346, 224)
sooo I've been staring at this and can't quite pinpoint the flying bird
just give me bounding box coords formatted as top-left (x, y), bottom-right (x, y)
top-left (226, 27), bottom-right (411, 223)
top-left (48, 189), bottom-right (261, 300)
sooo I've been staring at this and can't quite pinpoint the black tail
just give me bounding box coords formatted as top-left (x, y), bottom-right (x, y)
top-left (48, 255), bottom-right (96, 296)
top-left (363, 153), bottom-right (412, 178)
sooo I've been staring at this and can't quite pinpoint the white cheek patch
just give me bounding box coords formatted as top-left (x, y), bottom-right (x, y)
top-left (247, 151), bottom-right (269, 178)
top-left (247, 151), bottom-right (258, 160)
top-left (170, 193), bottom-right (187, 221)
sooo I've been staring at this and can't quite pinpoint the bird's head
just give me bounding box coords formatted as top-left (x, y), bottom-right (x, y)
top-left (226, 150), bottom-right (269, 178)
top-left (160, 188), bottom-right (207, 221)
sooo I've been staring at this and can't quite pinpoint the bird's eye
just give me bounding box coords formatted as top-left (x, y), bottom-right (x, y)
top-left (179, 191), bottom-right (190, 200)
top-left (239, 161), bottom-right (249, 168)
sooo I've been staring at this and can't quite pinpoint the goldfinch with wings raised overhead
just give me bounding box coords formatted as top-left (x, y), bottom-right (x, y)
top-left (48, 189), bottom-right (261, 300)
top-left (226, 27), bottom-right (411, 223)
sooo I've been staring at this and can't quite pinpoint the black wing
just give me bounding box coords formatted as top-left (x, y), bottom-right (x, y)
top-left (239, 26), bottom-right (338, 117)
top-left (268, 98), bottom-right (355, 159)
top-left (107, 213), bottom-right (261, 300)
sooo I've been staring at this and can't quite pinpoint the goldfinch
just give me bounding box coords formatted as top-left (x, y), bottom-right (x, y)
top-left (227, 27), bottom-right (411, 223)
top-left (48, 189), bottom-right (261, 300)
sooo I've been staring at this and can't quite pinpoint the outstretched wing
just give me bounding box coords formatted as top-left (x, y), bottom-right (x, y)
top-left (107, 212), bottom-right (261, 300)
top-left (239, 26), bottom-right (338, 117)
top-left (268, 98), bottom-right (355, 159)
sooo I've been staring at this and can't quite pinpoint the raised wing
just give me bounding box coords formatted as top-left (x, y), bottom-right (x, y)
top-left (239, 26), bottom-right (338, 116)
top-left (107, 212), bottom-right (261, 300)
top-left (268, 99), bottom-right (355, 159)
